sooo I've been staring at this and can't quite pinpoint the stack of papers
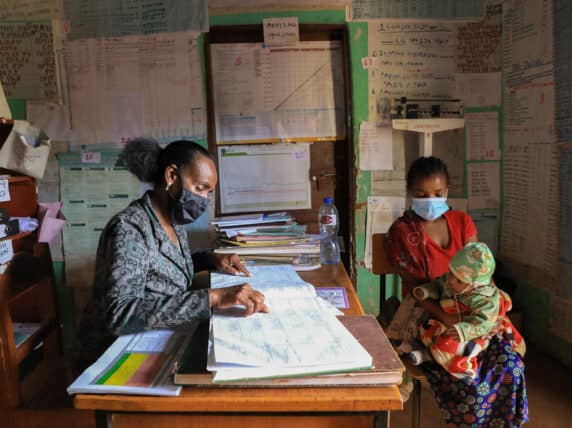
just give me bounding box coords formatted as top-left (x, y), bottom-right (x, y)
top-left (208, 265), bottom-right (372, 382)
top-left (212, 212), bottom-right (293, 230)
top-left (213, 212), bottom-right (320, 270)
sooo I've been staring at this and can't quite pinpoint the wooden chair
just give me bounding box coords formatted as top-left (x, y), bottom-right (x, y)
top-left (372, 233), bottom-right (424, 428)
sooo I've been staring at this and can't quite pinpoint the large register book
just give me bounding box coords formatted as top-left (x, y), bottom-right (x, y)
top-left (173, 315), bottom-right (404, 387)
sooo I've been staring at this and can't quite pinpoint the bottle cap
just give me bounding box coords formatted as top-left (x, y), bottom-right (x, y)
top-left (323, 197), bottom-right (333, 204)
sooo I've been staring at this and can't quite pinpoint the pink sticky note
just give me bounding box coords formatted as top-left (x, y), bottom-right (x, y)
top-left (37, 202), bottom-right (66, 243)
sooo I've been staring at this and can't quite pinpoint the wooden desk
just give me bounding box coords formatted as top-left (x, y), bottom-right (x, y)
top-left (74, 264), bottom-right (403, 428)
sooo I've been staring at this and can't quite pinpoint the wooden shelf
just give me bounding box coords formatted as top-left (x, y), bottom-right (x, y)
top-left (0, 174), bottom-right (62, 408)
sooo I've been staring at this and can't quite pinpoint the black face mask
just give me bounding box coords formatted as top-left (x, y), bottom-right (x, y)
top-left (169, 187), bottom-right (209, 225)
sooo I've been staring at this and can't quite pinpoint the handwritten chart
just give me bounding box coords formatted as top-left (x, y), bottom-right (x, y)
top-left (63, 0), bottom-right (207, 39)
top-left (350, 0), bottom-right (485, 20)
top-left (367, 22), bottom-right (457, 124)
top-left (0, 0), bottom-right (61, 21)
top-left (0, 22), bottom-right (58, 100)
top-left (456, 0), bottom-right (502, 73)
top-left (211, 41), bottom-right (345, 142)
top-left (64, 31), bottom-right (205, 146)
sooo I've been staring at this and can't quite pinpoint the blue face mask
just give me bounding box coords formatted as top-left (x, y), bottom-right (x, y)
top-left (411, 197), bottom-right (449, 221)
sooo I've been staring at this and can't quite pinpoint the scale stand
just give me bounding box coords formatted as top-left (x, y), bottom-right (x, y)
top-left (392, 118), bottom-right (465, 157)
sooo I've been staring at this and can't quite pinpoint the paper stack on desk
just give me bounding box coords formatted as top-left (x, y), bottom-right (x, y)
top-left (213, 212), bottom-right (320, 270)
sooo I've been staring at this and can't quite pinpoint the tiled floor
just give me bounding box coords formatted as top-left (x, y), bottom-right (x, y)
top-left (391, 347), bottom-right (572, 427)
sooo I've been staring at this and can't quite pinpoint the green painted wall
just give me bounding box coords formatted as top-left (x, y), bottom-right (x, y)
top-left (6, 99), bottom-right (26, 119)
top-left (347, 22), bottom-right (379, 315)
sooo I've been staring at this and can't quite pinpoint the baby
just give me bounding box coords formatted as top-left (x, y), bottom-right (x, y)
top-left (409, 242), bottom-right (526, 381)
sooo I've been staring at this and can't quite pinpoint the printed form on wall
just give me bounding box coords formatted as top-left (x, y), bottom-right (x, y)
top-left (370, 130), bottom-right (408, 197)
top-left (557, 146), bottom-right (572, 299)
top-left (0, 22), bottom-right (59, 100)
top-left (210, 41), bottom-right (345, 142)
top-left (503, 0), bottom-right (555, 142)
top-left (465, 111), bottom-right (500, 161)
top-left (554, 0), bottom-right (572, 141)
top-left (467, 162), bottom-right (500, 210)
top-left (358, 121), bottom-right (392, 171)
top-left (500, 0), bottom-right (558, 278)
top-left (500, 142), bottom-right (558, 276)
top-left (455, 73), bottom-right (501, 108)
top-left (217, 143), bottom-right (311, 213)
top-left (59, 152), bottom-right (140, 288)
top-left (64, 31), bottom-right (205, 147)
top-left (63, 0), bottom-right (208, 39)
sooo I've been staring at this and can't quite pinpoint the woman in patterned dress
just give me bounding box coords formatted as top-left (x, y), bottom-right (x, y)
top-left (74, 139), bottom-right (268, 372)
top-left (385, 156), bottom-right (528, 427)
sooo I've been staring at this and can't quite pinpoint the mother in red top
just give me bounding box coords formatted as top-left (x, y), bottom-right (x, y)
top-left (386, 156), bottom-right (476, 290)
top-left (385, 157), bottom-right (528, 428)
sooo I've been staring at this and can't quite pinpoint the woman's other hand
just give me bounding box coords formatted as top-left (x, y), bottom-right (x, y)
top-left (209, 283), bottom-right (269, 316)
top-left (212, 253), bottom-right (251, 276)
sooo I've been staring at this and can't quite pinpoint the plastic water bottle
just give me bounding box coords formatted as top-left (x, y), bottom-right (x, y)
top-left (319, 197), bottom-right (340, 265)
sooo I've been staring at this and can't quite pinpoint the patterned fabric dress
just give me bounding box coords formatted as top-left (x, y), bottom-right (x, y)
top-left (385, 210), bottom-right (528, 427)
top-left (423, 337), bottom-right (528, 428)
top-left (74, 192), bottom-right (212, 372)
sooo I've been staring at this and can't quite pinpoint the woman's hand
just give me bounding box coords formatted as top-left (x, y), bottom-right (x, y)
top-left (415, 299), bottom-right (459, 327)
top-left (209, 283), bottom-right (269, 315)
top-left (212, 253), bottom-right (251, 276)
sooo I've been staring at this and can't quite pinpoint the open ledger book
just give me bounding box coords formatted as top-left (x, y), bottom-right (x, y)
top-left (174, 265), bottom-right (403, 386)
top-left (174, 315), bottom-right (404, 387)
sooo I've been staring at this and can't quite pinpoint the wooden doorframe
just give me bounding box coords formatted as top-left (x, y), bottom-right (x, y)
top-left (204, 24), bottom-right (355, 277)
